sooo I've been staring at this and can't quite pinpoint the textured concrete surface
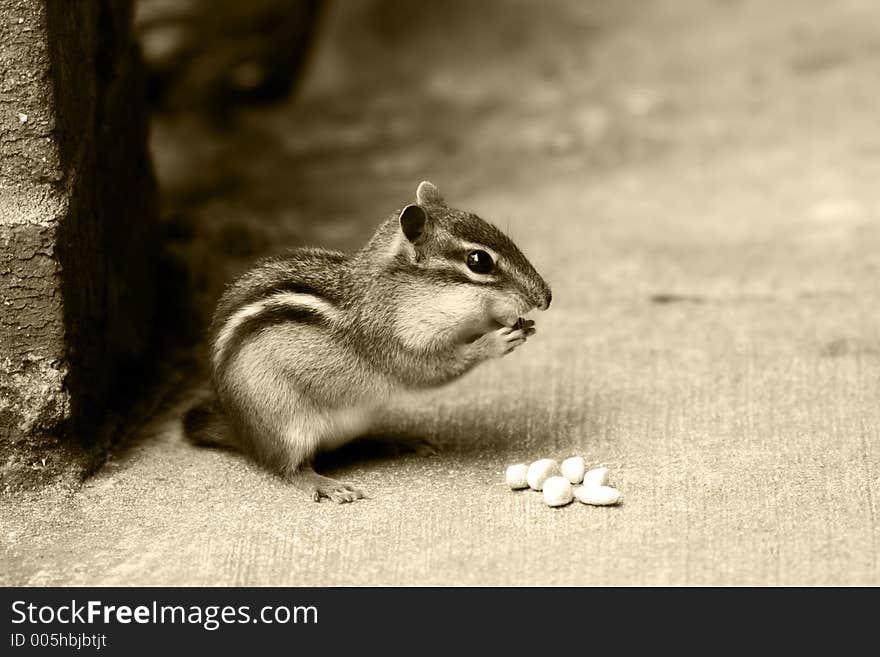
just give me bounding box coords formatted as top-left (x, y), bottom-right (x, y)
top-left (0, 0), bottom-right (158, 488)
top-left (3, 0), bottom-right (880, 585)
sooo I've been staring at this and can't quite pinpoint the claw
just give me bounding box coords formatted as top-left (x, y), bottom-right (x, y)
top-left (291, 469), bottom-right (366, 504)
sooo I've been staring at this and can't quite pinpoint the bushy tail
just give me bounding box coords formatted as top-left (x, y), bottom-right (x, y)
top-left (182, 396), bottom-right (236, 450)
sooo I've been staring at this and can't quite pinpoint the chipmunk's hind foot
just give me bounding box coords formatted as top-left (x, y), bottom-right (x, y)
top-left (290, 468), bottom-right (366, 504)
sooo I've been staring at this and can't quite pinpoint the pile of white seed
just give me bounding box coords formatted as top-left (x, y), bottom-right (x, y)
top-left (505, 456), bottom-right (622, 508)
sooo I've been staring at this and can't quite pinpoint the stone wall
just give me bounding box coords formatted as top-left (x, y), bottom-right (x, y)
top-left (0, 0), bottom-right (157, 490)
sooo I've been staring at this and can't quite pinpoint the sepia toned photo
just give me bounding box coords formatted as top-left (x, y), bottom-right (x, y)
top-left (1, 0), bottom-right (878, 590)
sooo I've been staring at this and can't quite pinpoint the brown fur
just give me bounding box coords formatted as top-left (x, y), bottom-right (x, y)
top-left (183, 182), bottom-right (551, 502)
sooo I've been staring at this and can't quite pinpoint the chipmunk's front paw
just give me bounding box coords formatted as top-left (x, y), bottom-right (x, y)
top-left (481, 320), bottom-right (535, 358)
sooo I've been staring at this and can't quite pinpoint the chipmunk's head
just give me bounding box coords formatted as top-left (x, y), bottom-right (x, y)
top-left (386, 181), bottom-right (551, 330)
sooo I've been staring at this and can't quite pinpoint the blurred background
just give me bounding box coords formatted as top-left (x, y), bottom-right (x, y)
top-left (136, 0), bottom-right (669, 346)
top-left (136, 0), bottom-right (880, 351)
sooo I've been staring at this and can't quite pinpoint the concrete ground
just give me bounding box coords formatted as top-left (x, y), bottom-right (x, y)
top-left (3, 0), bottom-right (880, 585)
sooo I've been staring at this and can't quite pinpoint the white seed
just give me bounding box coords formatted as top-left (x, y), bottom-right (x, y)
top-left (574, 485), bottom-right (621, 506)
top-left (505, 463), bottom-right (529, 490)
top-left (560, 456), bottom-right (586, 484)
top-left (583, 466), bottom-right (609, 488)
top-left (18, 113), bottom-right (28, 123)
top-left (542, 476), bottom-right (573, 507)
top-left (526, 458), bottom-right (560, 491)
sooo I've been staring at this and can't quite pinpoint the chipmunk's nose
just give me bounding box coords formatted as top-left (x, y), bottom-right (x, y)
top-left (536, 288), bottom-right (552, 311)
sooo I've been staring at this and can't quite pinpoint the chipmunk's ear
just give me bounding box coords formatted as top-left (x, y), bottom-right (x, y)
top-left (399, 204), bottom-right (428, 244)
top-left (416, 180), bottom-right (444, 206)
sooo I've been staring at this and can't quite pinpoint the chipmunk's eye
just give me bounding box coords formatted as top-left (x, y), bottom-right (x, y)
top-left (466, 250), bottom-right (494, 274)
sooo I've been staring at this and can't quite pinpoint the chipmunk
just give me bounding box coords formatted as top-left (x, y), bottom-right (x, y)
top-left (183, 181), bottom-right (551, 503)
